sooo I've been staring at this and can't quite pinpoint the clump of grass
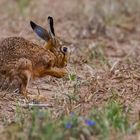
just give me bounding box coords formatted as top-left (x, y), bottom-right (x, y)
top-left (91, 101), bottom-right (139, 140)
top-left (68, 73), bottom-right (77, 82)
top-left (87, 43), bottom-right (109, 68)
top-left (2, 101), bottom-right (139, 140)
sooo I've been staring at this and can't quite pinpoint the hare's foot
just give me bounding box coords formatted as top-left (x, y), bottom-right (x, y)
top-left (27, 94), bottom-right (47, 102)
top-left (46, 67), bottom-right (67, 78)
top-left (19, 78), bottom-right (30, 98)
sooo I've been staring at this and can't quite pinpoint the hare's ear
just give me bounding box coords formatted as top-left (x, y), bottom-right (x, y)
top-left (30, 21), bottom-right (50, 41)
top-left (47, 16), bottom-right (55, 38)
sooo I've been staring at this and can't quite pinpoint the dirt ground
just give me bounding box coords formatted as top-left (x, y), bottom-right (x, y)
top-left (0, 0), bottom-right (140, 139)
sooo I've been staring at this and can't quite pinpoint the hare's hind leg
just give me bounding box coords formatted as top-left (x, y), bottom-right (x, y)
top-left (16, 58), bottom-right (32, 98)
top-left (19, 70), bottom-right (32, 97)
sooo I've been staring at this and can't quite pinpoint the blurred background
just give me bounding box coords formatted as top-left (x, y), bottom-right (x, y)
top-left (1, 0), bottom-right (140, 120)
top-left (0, 0), bottom-right (140, 41)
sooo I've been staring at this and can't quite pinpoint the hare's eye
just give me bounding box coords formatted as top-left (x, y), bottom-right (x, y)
top-left (61, 46), bottom-right (68, 53)
top-left (63, 47), bottom-right (67, 53)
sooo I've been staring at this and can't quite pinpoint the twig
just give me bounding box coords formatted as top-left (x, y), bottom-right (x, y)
top-left (36, 85), bottom-right (41, 95)
top-left (110, 60), bottom-right (120, 72)
top-left (17, 103), bottom-right (53, 108)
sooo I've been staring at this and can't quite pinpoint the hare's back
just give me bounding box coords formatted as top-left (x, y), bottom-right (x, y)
top-left (0, 37), bottom-right (43, 65)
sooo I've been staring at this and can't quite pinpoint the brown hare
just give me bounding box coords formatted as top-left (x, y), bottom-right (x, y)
top-left (0, 16), bottom-right (69, 97)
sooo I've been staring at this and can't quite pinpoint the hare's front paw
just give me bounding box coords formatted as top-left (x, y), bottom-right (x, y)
top-left (57, 68), bottom-right (68, 78)
top-left (46, 67), bottom-right (68, 78)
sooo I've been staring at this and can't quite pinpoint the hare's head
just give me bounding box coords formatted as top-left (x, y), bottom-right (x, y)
top-left (30, 16), bottom-right (69, 68)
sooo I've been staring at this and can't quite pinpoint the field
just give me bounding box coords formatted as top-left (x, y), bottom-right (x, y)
top-left (0, 0), bottom-right (140, 140)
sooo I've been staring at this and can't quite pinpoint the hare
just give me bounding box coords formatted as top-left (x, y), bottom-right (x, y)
top-left (0, 16), bottom-right (69, 97)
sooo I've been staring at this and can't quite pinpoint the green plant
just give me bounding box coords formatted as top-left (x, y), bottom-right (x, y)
top-left (90, 101), bottom-right (138, 140)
